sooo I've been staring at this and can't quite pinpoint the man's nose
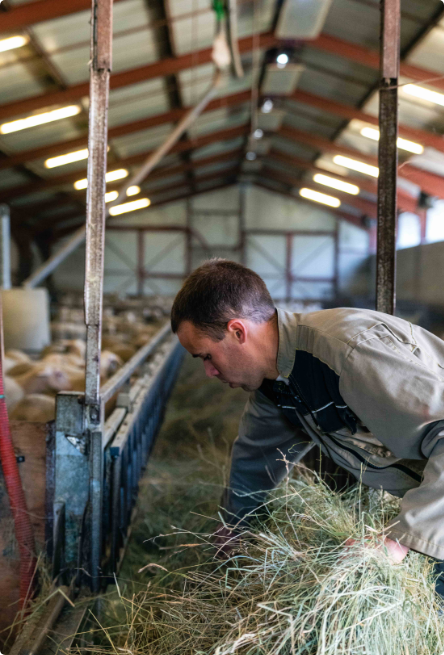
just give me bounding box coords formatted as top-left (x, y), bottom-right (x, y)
top-left (203, 360), bottom-right (219, 378)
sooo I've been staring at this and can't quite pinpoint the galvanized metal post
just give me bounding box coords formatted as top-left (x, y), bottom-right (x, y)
top-left (0, 205), bottom-right (11, 290)
top-left (376, 0), bottom-right (400, 315)
top-left (84, 0), bottom-right (113, 592)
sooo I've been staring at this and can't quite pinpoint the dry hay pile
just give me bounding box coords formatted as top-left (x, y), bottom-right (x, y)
top-left (81, 476), bottom-right (444, 655)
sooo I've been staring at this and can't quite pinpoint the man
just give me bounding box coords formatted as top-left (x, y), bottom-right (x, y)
top-left (171, 258), bottom-right (444, 593)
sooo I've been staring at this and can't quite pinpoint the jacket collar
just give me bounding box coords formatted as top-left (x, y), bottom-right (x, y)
top-left (276, 308), bottom-right (298, 378)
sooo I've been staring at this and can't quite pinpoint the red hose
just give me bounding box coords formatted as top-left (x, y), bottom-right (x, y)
top-left (0, 364), bottom-right (36, 609)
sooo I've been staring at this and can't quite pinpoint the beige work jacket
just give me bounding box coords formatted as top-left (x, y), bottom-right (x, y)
top-left (225, 307), bottom-right (444, 560)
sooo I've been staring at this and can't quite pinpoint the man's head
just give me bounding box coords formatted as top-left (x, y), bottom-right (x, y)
top-left (171, 259), bottom-right (278, 391)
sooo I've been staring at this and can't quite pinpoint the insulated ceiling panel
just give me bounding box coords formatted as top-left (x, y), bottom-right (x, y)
top-left (0, 168), bottom-right (32, 191)
top-left (262, 64), bottom-right (305, 96)
top-left (32, 9), bottom-right (91, 52)
top-left (171, 9), bottom-right (215, 56)
top-left (0, 61), bottom-right (45, 104)
top-left (406, 26), bottom-right (444, 75)
top-left (283, 110), bottom-right (340, 140)
top-left (187, 106), bottom-right (249, 138)
top-left (277, 0), bottom-right (333, 39)
top-left (108, 78), bottom-right (169, 128)
top-left (111, 123), bottom-right (175, 158)
top-left (191, 136), bottom-right (245, 160)
top-left (0, 111), bottom-right (85, 152)
top-left (168, 0), bottom-right (210, 19)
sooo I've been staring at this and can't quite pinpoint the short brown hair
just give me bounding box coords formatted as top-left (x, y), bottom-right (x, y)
top-left (171, 259), bottom-right (275, 341)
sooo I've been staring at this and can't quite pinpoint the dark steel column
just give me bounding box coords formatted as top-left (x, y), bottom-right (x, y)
top-left (84, 0), bottom-right (113, 592)
top-left (376, 0), bottom-right (400, 315)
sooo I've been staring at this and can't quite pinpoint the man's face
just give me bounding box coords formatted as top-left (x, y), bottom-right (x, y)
top-left (177, 320), bottom-right (265, 392)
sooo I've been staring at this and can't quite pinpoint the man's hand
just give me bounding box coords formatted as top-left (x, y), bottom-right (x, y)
top-left (213, 524), bottom-right (241, 559)
top-left (345, 536), bottom-right (409, 564)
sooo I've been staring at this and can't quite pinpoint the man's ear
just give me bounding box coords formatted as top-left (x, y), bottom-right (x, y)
top-left (226, 319), bottom-right (247, 344)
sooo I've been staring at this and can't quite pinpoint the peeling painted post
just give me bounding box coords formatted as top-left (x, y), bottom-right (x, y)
top-left (84, 0), bottom-right (113, 592)
top-left (376, 0), bottom-right (400, 315)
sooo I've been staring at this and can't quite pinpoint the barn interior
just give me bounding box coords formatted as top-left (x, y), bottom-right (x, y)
top-left (1, 0), bottom-right (444, 651)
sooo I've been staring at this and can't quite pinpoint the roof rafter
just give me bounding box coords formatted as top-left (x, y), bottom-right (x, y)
top-left (289, 90), bottom-right (444, 154)
top-left (279, 124), bottom-right (444, 199)
top-left (267, 148), bottom-right (418, 213)
top-left (262, 165), bottom-right (377, 218)
top-left (0, 90), bottom-right (251, 172)
top-left (0, 0), bottom-right (126, 33)
top-left (0, 32), bottom-right (278, 122)
top-left (312, 32), bottom-right (444, 93)
top-left (0, 124), bottom-right (249, 203)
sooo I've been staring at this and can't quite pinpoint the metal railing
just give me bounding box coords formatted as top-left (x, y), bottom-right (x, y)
top-left (51, 323), bottom-right (184, 589)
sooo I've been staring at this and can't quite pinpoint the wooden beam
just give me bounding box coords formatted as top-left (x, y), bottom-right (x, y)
top-left (0, 32), bottom-right (277, 123)
top-left (50, 179), bottom-right (238, 238)
top-left (312, 32), bottom-right (444, 94)
top-left (17, 149), bottom-right (243, 226)
top-left (262, 165), bottom-right (377, 219)
top-left (0, 0), bottom-right (125, 32)
top-left (0, 90), bottom-right (250, 172)
top-left (279, 124), bottom-right (444, 199)
top-left (290, 89), bottom-right (444, 154)
top-left (268, 148), bottom-right (418, 213)
top-left (0, 124), bottom-right (248, 202)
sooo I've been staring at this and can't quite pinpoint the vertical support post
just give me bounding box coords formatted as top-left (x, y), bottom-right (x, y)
top-left (418, 208), bottom-right (427, 244)
top-left (376, 0), bottom-right (400, 315)
top-left (137, 229), bottom-right (144, 295)
top-left (0, 205), bottom-right (11, 290)
top-left (84, 0), bottom-right (113, 592)
top-left (285, 233), bottom-right (292, 303)
top-left (185, 199), bottom-right (192, 275)
top-left (333, 219), bottom-right (340, 299)
top-left (239, 184), bottom-right (246, 265)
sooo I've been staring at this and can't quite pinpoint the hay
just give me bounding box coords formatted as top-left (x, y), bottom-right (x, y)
top-left (76, 475), bottom-right (444, 655)
top-left (66, 357), bottom-right (444, 655)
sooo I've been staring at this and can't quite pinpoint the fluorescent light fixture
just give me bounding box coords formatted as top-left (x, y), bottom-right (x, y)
top-left (360, 126), bottom-right (424, 154)
top-left (126, 185), bottom-right (140, 196)
top-left (261, 99), bottom-right (274, 114)
top-left (74, 168), bottom-right (128, 190)
top-left (253, 128), bottom-right (264, 139)
top-left (0, 105), bottom-right (81, 135)
top-left (246, 151), bottom-right (256, 161)
top-left (45, 148), bottom-right (89, 169)
top-left (333, 155), bottom-right (379, 177)
top-left (403, 83), bottom-right (444, 107)
top-left (109, 198), bottom-right (151, 216)
top-left (105, 168), bottom-right (128, 183)
top-left (299, 188), bottom-right (341, 207)
top-left (313, 173), bottom-right (360, 195)
top-left (276, 53), bottom-right (289, 68)
top-left (0, 35), bottom-right (29, 53)
top-left (105, 191), bottom-right (119, 203)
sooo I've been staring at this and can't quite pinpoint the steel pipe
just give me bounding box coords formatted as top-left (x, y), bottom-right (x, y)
top-left (100, 322), bottom-right (171, 404)
top-left (84, 0), bottom-right (113, 593)
top-left (376, 0), bottom-right (400, 315)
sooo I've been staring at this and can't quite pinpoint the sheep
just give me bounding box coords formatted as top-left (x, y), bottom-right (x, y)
top-left (10, 394), bottom-right (55, 422)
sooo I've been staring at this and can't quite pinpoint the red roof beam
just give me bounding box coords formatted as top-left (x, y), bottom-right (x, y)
top-left (279, 124), bottom-right (444, 199)
top-left (289, 90), bottom-right (444, 155)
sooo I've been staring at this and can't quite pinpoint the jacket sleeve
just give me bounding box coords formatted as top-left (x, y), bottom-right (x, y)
top-left (223, 388), bottom-right (312, 525)
top-left (339, 324), bottom-right (444, 560)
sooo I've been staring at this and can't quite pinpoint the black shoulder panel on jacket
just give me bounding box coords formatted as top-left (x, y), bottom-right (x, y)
top-left (289, 350), bottom-right (358, 435)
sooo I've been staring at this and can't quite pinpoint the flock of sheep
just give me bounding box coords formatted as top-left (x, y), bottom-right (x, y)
top-left (4, 296), bottom-right (172, 423)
